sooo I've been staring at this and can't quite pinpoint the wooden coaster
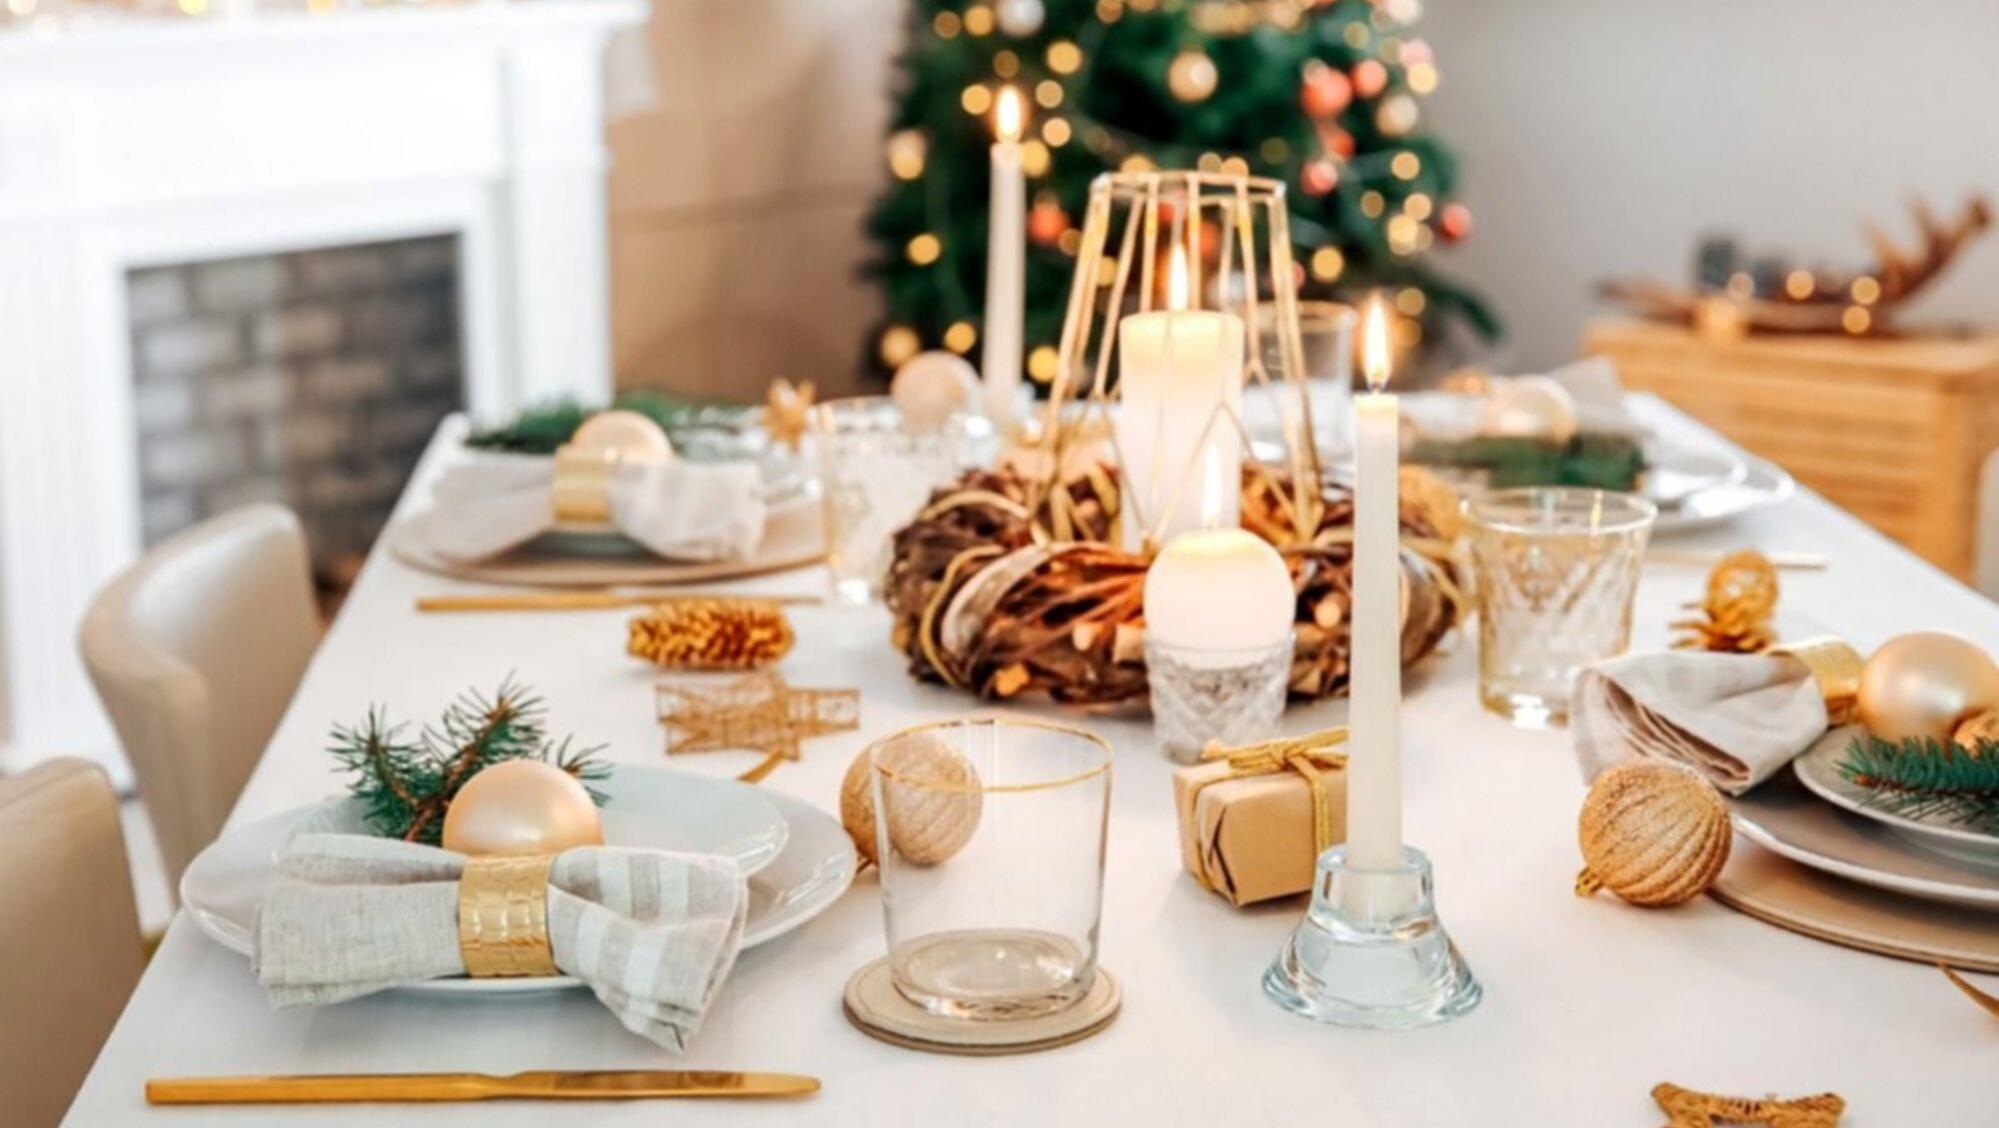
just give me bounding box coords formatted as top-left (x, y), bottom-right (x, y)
top-left (841, 959), bottom-right (1121, 1056)
top-left (1710, 839), bottom-right (1999, 972)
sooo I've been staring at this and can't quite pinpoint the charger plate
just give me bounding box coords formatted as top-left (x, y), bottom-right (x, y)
top-left (842, 959), bottom-right (1121, 1056)
top-left (1711, 838), bottom-right (1999, 973)
top-left (388, 494), bottom-right (823, 587)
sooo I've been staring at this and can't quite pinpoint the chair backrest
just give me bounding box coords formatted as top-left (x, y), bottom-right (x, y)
top-left (79, 504), bottom-right (319, 887)
top-left (0, 759), bottom-right (145, 1128)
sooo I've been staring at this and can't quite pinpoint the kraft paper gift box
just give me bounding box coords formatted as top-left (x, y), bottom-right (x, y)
top-left (1171, 738), bottom-right (1347, 907)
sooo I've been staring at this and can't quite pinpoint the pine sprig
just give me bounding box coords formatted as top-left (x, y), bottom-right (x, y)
top-left (329, 679), bottom-right (609, 845)
top-left (1836, 734), bottom-right (1999, 835)
top-left (464, 391), bottom-right (746, 454)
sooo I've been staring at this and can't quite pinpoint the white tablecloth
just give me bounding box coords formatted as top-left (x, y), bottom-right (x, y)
top-left (64, 398), bottom-right (1999, 1126)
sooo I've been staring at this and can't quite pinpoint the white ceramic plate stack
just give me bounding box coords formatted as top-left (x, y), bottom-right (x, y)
top-left (181, 765), bottom-right (858, 995)
top-left (1728, 725), bottom-right (1999, 910)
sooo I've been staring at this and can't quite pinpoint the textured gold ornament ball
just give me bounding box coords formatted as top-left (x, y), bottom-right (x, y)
top-left (441, 759), bottom-right (604, 857)
top-left (840, 732), bottom-right (983, 866)
top-left (1167, 49), bottom-right (1219, 103)
top-left (1857, 630), bottom-right (1999, 744)
top-left (1575, 760), bottom-right (1731, 908)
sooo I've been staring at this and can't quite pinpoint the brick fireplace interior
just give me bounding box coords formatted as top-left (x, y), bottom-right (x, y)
top-left (126, 235), bottom-right (464, 594)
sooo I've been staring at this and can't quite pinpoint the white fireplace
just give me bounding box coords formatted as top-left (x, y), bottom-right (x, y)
top-left (0, 0), bottom-right (646, 776)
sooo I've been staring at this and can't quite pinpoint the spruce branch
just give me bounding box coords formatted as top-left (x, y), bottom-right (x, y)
top-left (1836, 734), bottom-right (1999, 835)
top-left (328, 679), bottom-right (608, 845)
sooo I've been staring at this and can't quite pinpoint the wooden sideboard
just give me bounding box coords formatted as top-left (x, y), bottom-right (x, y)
top-left (1584, 319), bottom-right (1999, 579)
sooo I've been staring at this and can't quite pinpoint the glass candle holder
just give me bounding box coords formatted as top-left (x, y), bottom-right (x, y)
top-left (812, 397), bottom-right (962, 605)
top-left (1465, 488), bottom-right (1657, 727)
top-left (1256, 300), bottom-right (1356, 457)
top-left (1145, 631), bottom-right (1294, 763)
top-left (870, 718), bottom-right (1112, 1021)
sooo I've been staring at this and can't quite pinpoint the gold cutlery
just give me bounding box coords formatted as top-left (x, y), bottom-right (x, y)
top-left (147, 1070), bottom-right (820, 1105)
top-left (416, 591), bottom-right (822, 613)
top-left (1646, 550), bottom-right (1827, 571)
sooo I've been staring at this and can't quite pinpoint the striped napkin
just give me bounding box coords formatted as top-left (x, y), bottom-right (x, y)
top-left (254, 834), bottom-right (747, 1052)
top-left (424, 458), bottom-right (766, 563)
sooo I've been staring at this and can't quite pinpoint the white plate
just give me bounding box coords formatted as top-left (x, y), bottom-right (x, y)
top-left (1652, 456), bottom-right (1793, 535)
top-left (180, 767), bottom-right (858, 995)
top-left (1793, 725), bottom-right (1999, 871)
top-left (1727, 773), bottom-right (1999, 910)
top-left (1642, 448), bottom-right (1744, 508)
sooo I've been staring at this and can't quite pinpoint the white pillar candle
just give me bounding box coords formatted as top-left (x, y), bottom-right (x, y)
top-left (1346, 294), bottom-right (1403, 871)
top-left (1115, 246), bottom-right (1245, 545)
top-left (1143, 528), bottom-right (1293, 667)
top-left (981, 87), bottom-right (1026, 429)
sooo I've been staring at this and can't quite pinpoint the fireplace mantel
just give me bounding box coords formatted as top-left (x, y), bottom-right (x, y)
top-left (0, 0), bottom-right (647, 775)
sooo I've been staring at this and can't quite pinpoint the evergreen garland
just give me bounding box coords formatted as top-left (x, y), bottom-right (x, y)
top-left (1408, 432), bottom-right (1646, 491)
top-left (329, 680), bottom-right (609, 845)
top-left (1836, 734), bottom-right (1999, 835)
top-left (464, 390), bottom-right (748, 455)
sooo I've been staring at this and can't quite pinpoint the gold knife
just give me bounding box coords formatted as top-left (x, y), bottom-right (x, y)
top-left (146, 1070), bottom-right (820, 1104)
top-left (415, 591), bottom-right (822, 613)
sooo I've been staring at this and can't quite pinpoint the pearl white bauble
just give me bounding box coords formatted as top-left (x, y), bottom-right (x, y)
top-left (441, 759), bottom-right (605, 857)
top-left (1480, 375), bottom-right (1579, 442)
top-left (996, 0), bottom-right (1044, 37)
top-left (571, 409), bottom-right (674, 464)
top-left (1857, 631), bottom-right (1999, 744)
top-left (891, 350), bottom-right (978, 431)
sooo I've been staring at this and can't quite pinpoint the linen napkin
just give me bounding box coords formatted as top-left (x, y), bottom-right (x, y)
top-left (1571, 650), bottom-right (1830, 794)
top-left (425, 458), bottom-right (766, 563)
top-left (254, 834), bottom-right (747, 1052)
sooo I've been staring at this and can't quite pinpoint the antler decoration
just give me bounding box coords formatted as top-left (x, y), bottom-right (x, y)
top-left (1601, 195), bottom-right (1991, 337)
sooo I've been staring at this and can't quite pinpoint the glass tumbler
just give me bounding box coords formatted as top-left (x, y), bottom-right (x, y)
top-left (870, 718), bottom-right (1112, 1020)
top-left (1465, 488), bottom-right (1657, 727)
top-left (811, 397), bottom-right (961, 605)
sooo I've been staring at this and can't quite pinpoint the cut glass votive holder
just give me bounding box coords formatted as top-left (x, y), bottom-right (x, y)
top-left (811, 396), bottom-right (964, 606)
top-left (1263, 844), bottom-right (1482, 1029)
top-left (1145, 631), bottom-right (1294, 764)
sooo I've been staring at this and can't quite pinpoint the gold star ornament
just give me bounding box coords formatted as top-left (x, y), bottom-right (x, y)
top-left (656, 671), bottom-right (858, 783)
top-left (761, 378), bottom-right (816, 452)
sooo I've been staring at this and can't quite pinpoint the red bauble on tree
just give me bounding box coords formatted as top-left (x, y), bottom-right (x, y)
top-left (1028, 199), bottom-right (1071, 245)
top-left (1299, 60), bottom-right (1352, 119)
top-left (1300, 158), bottom-right (1339, 197)
top-left (1439, 202), bottom-right (1474, 243)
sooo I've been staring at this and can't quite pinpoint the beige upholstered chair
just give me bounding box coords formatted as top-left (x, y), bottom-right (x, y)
top-left (0, 759), bottom-right (146, 1128)
top-left (80, 504), bottom-right (319, 888)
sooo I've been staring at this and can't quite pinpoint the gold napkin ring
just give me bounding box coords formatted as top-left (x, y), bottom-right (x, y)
top-left (551, 445), bottom-right (616, 524)
top-left (458, 854), bottom-right (558, 978)
top-left (1770, 636), bottom-right (1864, 726)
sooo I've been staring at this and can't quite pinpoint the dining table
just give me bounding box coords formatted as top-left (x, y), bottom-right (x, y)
top-left (63, 395), bottom-right (1999, 1126)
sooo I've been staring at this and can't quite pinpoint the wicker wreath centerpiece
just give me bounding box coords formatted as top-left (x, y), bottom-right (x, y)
top-left (882, 169), bottom-right (1464, 707)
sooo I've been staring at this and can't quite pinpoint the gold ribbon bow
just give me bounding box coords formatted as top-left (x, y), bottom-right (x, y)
top-left (458, 854), bottom-right (558, 978)
top-left (1195, 728), bottom-right (1350, 855)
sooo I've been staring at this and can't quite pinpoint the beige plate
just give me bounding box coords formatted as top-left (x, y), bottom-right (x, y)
top-left (388, 499), bottom-right (824, 588)
top-left (1712, 837), bottom-right (1999, 972)
top-left (842, 958), bottom-right (1121, 1056)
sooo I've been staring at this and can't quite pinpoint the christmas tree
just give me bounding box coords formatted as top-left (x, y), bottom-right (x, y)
top-left (863, 0), bottom-right (1497, 386)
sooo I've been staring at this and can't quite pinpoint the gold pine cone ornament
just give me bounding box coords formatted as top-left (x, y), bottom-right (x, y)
top-left (1575, 760), bottom-right (1731, 907)
top-left (628, 599), bottom-right (794, 670)
top-left (840, 731), bottom-right (983, 866)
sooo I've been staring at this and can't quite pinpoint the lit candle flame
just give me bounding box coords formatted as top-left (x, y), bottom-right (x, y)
top-left (995, 86), bottom-right (1024, 143)
top-left (1362, 292), bottom-right (1391, 393)
top-left (1167, 243), bottom-right (1191, 312)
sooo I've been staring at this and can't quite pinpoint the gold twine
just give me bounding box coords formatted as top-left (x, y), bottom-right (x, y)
top-left (457, 854), bottom-right (557, 978)
top-left (1192, 728), bottom-right (1350, 856)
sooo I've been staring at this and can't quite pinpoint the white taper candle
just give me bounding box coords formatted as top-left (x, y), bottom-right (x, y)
top-left (1346, 294), bottom-right (1403, 870)
top-left (981, 87), bottom-right (1026, 428)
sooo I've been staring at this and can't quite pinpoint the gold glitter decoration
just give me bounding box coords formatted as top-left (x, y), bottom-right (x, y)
top-left (1650, 1082), bottom-right (1844, 1127)
top-left (839, 731), bottom-right (983, 866)
top-left (1575, 760), bottom-right (1731, 908)
top-left (1672, 550), bottom-right (1778, 654)
top-left (761, 378), bottom-right (815, 452)
top-left (656, 671), bottom-right (858, 783)
top-left (627, 599), bottom-right (794, 670)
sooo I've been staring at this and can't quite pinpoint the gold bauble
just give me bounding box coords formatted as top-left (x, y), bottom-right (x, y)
top-left (1166, 49), bottom-right (1219, 103)
top-left (441, 759), bottom-right (605, 857)
top-left (1951, 707), bottom-right (1999, 753)
top-left (1575, 760), bottom-right (1731, 908)
top-left (840, 732), bottom-right (983, 866)
top-left (1856, 630), bottom-right (1999, 744)
top-left (570, 409), bottom-right (673, 465)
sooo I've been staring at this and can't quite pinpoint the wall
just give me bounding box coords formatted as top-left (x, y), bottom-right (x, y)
top-left (1421, 0), bottom-right (1999, 372)
top-left (607, 0), bottom-right (899, 402)
top-left (605, 1), bottom-right (1999, 392)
